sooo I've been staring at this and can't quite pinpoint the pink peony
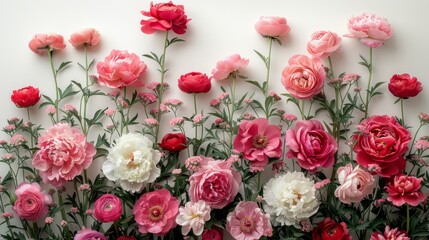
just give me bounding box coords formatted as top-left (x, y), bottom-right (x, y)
top-left (211, 54), bottom-right (249, 81)
top-left (189, 157), bottom-right (242, 209)
top-left (96, 49), bottom-right (147, 88)
top-left (69, 28), bottom-right (101, 47)
top-left (307, 31), bottom-right (342, 59)
top-left (133, 189), bottom-right (179, 236)
top-left (233, 118), bottom-right (282, 168)
top-left (281, 54), bottom-right (326, 99)
top-left (93, 194), bottom-right (123, 223)
top-left (13, 182), bottom-right (52, 221)
top-left (386, 174), bottom-right (426, 206)
top-left (28, 33), bottom-right (66, 54)
top-left (334, 163), bottom-right (375, 204)
top-left (32, 123), bottom-right (96, 188)
top-left (74, 228), bottom-right (107, 240)
top-left (255, 16), bottom-right (291, 38)
top-left (285, 120), bottom-right (337, 172)
top-left (370, 226), bottom-right (409, 240)
top-left (345, 13), bottom-right (393, 48)
top-left (226, 201), bottom-right (272, 240)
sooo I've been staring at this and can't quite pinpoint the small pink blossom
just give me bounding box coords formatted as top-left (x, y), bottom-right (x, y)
top-left (244, 98), bottom-right (253, 104)
top-left (2, 212), bottom-right (13, 219)
top-left (3, 154), bottom-right (14, 160)
top-left (193, 114), bottom-right (204, 124)
top-left (79, 184), bottom-right (91, 191)
top-left (13, 182), bottom-right (52, 221)
top-left (44, 217), bottom-right (54, 224)
top-left (147, 81), bottom-right (169, 91)
top-left (145, 118), bottom-right (159, 126)
top-left (282, 113), bottom-right (297, 122)
top-left (8, 117), bottom-right (19, 123)
top-left (108, 90), bottom-right (121, 97)
top-left (271, 160), bottom-right (286, 174)
top-left (138, 92), bottom-right (157, 104)
top-left (160, 103), bottom-right (168, 112)
top-left (85, 209), bottom-right (93, 215)
top-left (241, 113), bottom-right (255, 120)
top-left (172, 169), bottom-right (182, 175)
top-left (415, 139), bottom-right (429, 151)
top-left (300, 219), bottom-right (313, 232)
top-left (185, 156), bottom-right (204, 172)
top-left (226, 155), bottom-right (240, 165)
top-left (170, 117), bottom-right (185, 127)
top-left (219, 92), bottom-right (230, 101)
top-left (255, 195), bottom-right (264, 202)
top-left (10, 134), bottom-right (26, 146)
top-left (176, 200), bottom-right (211, 236)
top-left (63, 104), bottom-right (76, 112)
top-left (210, 98), bottom-right (221, 108)
top-left (250, 165), bottom-right (264, 172)
top-left (343, 73), bottom-right (360, 82)
top-left (4, 125), bottom-right (15, 131)
top-left (118, 98), bottom-right (129, 109)
top-left (104, 108), bottom-right (116, 117)
top-left (164, 98), bottom-right (183, 106)
top-left (419, 112), bottom-right (429, 123)
top-left (314, 179), bottom-right (331, 189)
top-left (0, 140), bottom-right (7, 145)
top-left (60, 220), bottom-right (68, 227)
top-left (45, 106), bottom-right (56, 115)
top-left (71, 207), bottom-right (78, 213)
top-left (212, 54), bottom-right (249, 81)
top-left (268, 91), bottom-right (281, 101)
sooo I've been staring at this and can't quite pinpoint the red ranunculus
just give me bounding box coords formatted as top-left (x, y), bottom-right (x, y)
top-left (388, 73), bottom-right (422, 99)
top-left (11, 86), bottom-right (41, 108)
top-left (178, 72), bottom-right (211, 94)
top-left (202, 227), bottom-right (223, 240)
top-left (159, 133), bottom-right (188, 152)
top-left (312, 218), bottom-right (352, 240)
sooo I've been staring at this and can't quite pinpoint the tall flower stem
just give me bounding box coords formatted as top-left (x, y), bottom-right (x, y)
top-left (300, 100), bottom-right (306, 120)
top-left (406, 204), bottom-right (410, 233)
top-left (83, 45), bottom-right (90, 134)
top-left (400, 98), bottom-right (405, 125)
top-left (229, 76), bottom-right (237, 150)
top-left (57, 191), bottom-right (71, 240)
top-left (264, 37), bottom-right (274, 97)
top-left (194, 93), bottom-right (198, 140)
top-left (48, 49), bottom-right (60, 123)
top-left (364, 47), bottom-right (373, 118)
top-left (27, 108), bottom-right (34, 149)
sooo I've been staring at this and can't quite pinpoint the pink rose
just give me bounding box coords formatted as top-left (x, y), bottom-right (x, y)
top-left (370, 226), bottom-right (409, 240)
top-left (345, 13), bottom-right (393, 48)
top-left (189, 157), bottom-right (242, 209)
top-left (307, 31), bottom-right (342, 59)
top-left (353, 115), bottom-right (411, 177)
top-left (93, 194), bottom-right (123, 223)
top-left (386, 175), bottom-right (426, 206)
top-left (13, 182), bottom-right (52, 221)
top-left (74, 228), bottom-right (107, 240)
top-left (388, 73), bottom-right (423, 99)
top-left (286, 120), bottom-right (337, 172)
top-left (211, 54), bottom-right (249, 81)
top-left (96, 49), bottom-right (147, 88)
top-left (178, 72), bottom-right (211, 94)
top-left (334, 163), bottom-right (375, 204)
top-left (255, 16), bottom-right (291, 38)
top-left (28, 33), bottom-right (66, 54)
top-left (32, 123), bottom-right (96, 188)
top-left (69, 28), bottom-right (101, 47)
top-left (281, 54), bottom-right (326, 99)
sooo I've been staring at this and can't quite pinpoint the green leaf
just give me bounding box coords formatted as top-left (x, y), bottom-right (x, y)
top-left (56, 61), bottom-right (72, 73)
top-left (253, 50), bottom-right (268, 68)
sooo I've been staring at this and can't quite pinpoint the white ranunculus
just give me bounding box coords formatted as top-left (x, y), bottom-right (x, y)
top-left (102, 133), bottom-right (161, 193)
top-left (263, 171), bottom-right (319, 227)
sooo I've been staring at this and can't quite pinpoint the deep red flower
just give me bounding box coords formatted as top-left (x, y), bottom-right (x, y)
top-left (11, 86), bottom-right (41, 108)
top-left (178, 72), bottom-right (211, 94)
top-left (159, 133), bottom-right (188, 152)
top-left (388, 73), bottom-right (422, 99)
top-left (312, 218), bottom-right (352, 240)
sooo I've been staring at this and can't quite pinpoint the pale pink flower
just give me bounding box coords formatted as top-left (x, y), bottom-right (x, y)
top-left (2, 154), bottom-right (13, 160)
top-left (71, 207), bottom-right (78, 213)
top-left (269, 91), bottom-right (281, 101)
top-left (10, 134), bottom-right (26, 146)
top-left (386, 174), bottom-right (426, 206)
top-left (63, 104), bottom-right (76, 112)
top-left (193, 114), bottom-right (204, 124)
top-left (219, 92), bottom-right (230, 101)
top-left (282, 113), bottom-right (297, 122)
top-left (44, 217), bottom-right (54, 224)
top-left (0, 140), bottom-right (7, 145)
top-left (45, 106), bottom-right (56, 115)
top-left (4, 125), bottom-right (15, 131)
top-left (160, 103), bottom-right (168, 112)
top-left (300, 219), bottom-right (313, 232)
top-left (210, 98), bottom-right (221, 108)
top-left (118, 98), bottom-right (129, 109)
top-left (78, 184), bottom-right (91, 191)
top-left (144, 118), bottom-right (159, 126)
top-left (185, 156), bottom-right (204, 172)
top-left (138, 92), bottom-right (157, 104)
top-left (60, 220), bottom-right (68, 227)
top-left (255, 16), bottom-right (291, 38)
top-left (85, 209), bottom-right (93, 215)
top-left (334, 164), bottom-right (374, 204)
top-left (170, 117), bottom-right (185, 127)
top-left (271, 160), bottom-right (286, 174)
top-left (212, 54), bottom-right (249, 81)
top-left (370, 226), bottom-right (409, 240)
top-left (1, 212), bottom-right (13, 219)
top-left (28, 33), bottom-right (66, 54)
top-left (314, 179), bottom-right (331, 189)
top-left (172, 168), bottom-right (182, 175)
top-left (244, 98), bottom-right (253, 104)
top-left (147, 81), bottom-right (169, 91)
top-left (343, 73), bottom-right (360, 82)
top-left (8, 117), bottom-right (19, 123)
top-left (13, 182), bottom-right (52, 221)
top-left (307, 31), bottom-right (342, 59)
top-left (108, 90), bottom-right (120, 97)
top-left (176, 200), bottom-right (211, 236)
top-left (241, 113), bottom-right (255, 120)
top-left (345, 13), bottom-right (393, 48)
top-left (255, 195), bottom-right (264, 202)
top-left (165, 98), bottom-right (182, 106)
top-left (415, 139), bottom-right (429, 151)
top-left (419, 112), bottom-right (429, 123)
top-left (69, 28), bottom-right (101, 47)
top-left (250, 165), bottom-right (264, 172)
top-left (104, 108), bottom-right (116, 117)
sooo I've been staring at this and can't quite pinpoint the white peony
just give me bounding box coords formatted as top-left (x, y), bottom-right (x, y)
top-left (263, 171), bottom-right (319, 227)
top-left (175, 200), bottom-right (211, 236)
top-left (102, 133), bottom-right (161, 193)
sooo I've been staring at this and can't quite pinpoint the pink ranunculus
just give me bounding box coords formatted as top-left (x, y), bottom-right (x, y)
top-left (386, 175), bottom-right (426, 206)
top-left (226, 201), bottom-right (272, 240)
top-left (281, 54), bottom-right (326, 100)
top-left (370, 226), bottom-right (410, 240)
top-left (69, 28), bottom-right (101, 47)
top-left (211, 54), bottom-right (249, 81)
top-left (388, 73), bottom-right (423, 99)
top-left (12, 182), bottom-right (52, 221)
top-left (233, 118), bottom-right (282, 168)
top-left (255, 16), bottom-right (291, 38)
top-left (286, 120), bottom-right (337, 172)
top-left (74, 228), bottom-right (107, 240)
top-left (28, 33), bottom-right (66, 54)
top-left (133, 189), bottom-right (179, 236)
top-left (178, 72), bottom-right (211, 94)
top-left (189, 157), bottom-right (242, 209)
top-left (345, 13), bottom-right (393, 48)
top-left (32, 123), bottom-right (96, 188)
top-left (307, 31), bottom-right (342, 59)
top-left (96, 49), bottom-right (147, 88)
top-left (93, 194), bottom-right (123, 223)
top-left (334, 163), bottom-right (375, 204)
top-left (353, 115), bottom-right (411, 177)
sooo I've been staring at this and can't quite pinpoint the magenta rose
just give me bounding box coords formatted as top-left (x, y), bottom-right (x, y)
top-left (388, 73), bottom-right (423, 99)
top-left (178, 72), bottom-right (211, 94)
top-left (93, 194), bottom-right (123, 223)
top-left (345, 13), bottom-right (393, 48)
top-left (353, 115), bottom-right (411, 177)
top-left (69, 28), bottom-right (101, 47)
top-left (281, 54), bottom-right (326, 100)
top-left (189, 157), bottom-right (241, 209)
top-left (28, 33), bottom-right (66, 54)
top-left (286, 120), bottom-right (337, 172)
top-left (211, 54), bottom-right (249, 81)
top-left (13, 182), bottom-right (52, 221)
top-left (386, 175), bottom-right (426, 206)
top-left (255, 16), bottom-right (291, 38)
top-left (74, 228), bottom-right (107, 240)
top-left (334, 163), bottom-right (375, 204)
top-left (307, 31), bottom-right (342, 59)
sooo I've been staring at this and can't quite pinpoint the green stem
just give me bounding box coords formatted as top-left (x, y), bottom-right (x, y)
top-left (264, 37), bottom-right (273, 97)
top-left (229, 77), bottom-right (237, 150)
top-left (27, 108), bottom-right (34, 149)
top-left (83, 45), bottom-right (89, 134)
top-left (406, 204), bottom-right (410, 233)
top-left (48, 49), bottom-right (60, 123)
top-left (300, 100), bottom-right (305, 120)
top-left (364, 47), bottom-right (373, 118)
top-left (400, 98), bottom-right (405, 125)
top-left (194, 93), bottom-right (198, 141)
top-left (57, 191), bottom-right (71, 240)
top-left (408, 124), bottom-right (423, 156)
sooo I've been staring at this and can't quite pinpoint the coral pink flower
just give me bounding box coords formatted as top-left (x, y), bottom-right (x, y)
top-left (28, 33), bottom-right (66, 54)
top-left (93, 194), bottom-right (123, 223)
top-left (74, 228), bottom-right (107, 240)
top-left (133, 189), bottom-right (179, 236)
top-left (32, 123), bottom-right (96, 188)
top-left (386, 174), bottom-right (426, 206)
top-left (255, 16), bottom-right (291, 38)
top-left (334, 163), bottom-right (375, 204)
top-left (345, 13), bottom-right (393, 48)
top-left (388, 73), bottom-right (423, 99)
top-left (286, 120), bottom-right (337, 172)
top-left (69, 28), bottom-right (101, 47)
top-left (175, 200), bottom-right (211, 236)
top-left (307, 31), bottom-right (342, 59)
top-left (370, 226), bottom-right (410, 240)
top-left (13, 182), bottom-right (52, 221)
top-left (96, 49), bottom-right (147, 88)
top-left (233, 118), bottom-right (282, 168)
top-left (281, 54), bottom-right (326, 100)
top-left (211, 54), bottom-right (249, 81)
top-left (312, 218), bottom-right (352, 240)
top-left (226, 201), bottom-right (272, 240)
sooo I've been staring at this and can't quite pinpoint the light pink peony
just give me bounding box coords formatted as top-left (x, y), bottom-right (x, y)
top-left (334, 163), bottom-right (375, 204)
top-left (28, 33), bottom-right (66, 54)
top-left (13, 182), bottom-right (52, 221)
top-left (307, 31), bottom-right (342, 59)
top-left (96, 49), bottom-right (147, 88)
top-left (133, 189), bottom-right (179, 236)
top-left (255, 16), bottom-right (291, 38)
top-left (32, 123), bottom-right (96, 188)
top-left (93, 194), bottom-right (123, 223)
top-left (69, 28), bottom-right (101, 47)
top-left (189, 157), bottom-right (242, 209)
top-left (285, 120), bottom-right (337, 172)
top-left (233, 118), bottom-right (282, 168)
top-left (281, 54), bottom-right (326, 99)
top-left (386, 174), bottom-right (426, 206)
top-left (74, 228), bottom-right (107, 240)
top-left (211, 54), bottom-right (249, 81)
top-left (370, 226), bottom-right (410, 240)
top-left (175, 200), bottom-right (211, 236)
top-left (226, 201), bottom-right (272, 240)
top-left (345, 13), bottom-right (393, 48)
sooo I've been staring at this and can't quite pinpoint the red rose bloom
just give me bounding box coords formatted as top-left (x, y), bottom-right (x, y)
top-left (202, 227), bottom-right (223, 240)
top-left (178, 72), bottom-right (211, 94)
top-left (388, 73), bottom-right (422, 98)
top-left (159, 133), bottom-right (188, 152)
top-left (11, 86), bottom-right (41, 108)
top-left (312, 218), bottom-right (352, 240)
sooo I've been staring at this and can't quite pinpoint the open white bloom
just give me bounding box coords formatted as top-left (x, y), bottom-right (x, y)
top-left (263, 171), bottom-right (319, 227)
top-left (175, 200), bottom-right (211, 236)
top-left (102, 133), bottom-right (161, 193)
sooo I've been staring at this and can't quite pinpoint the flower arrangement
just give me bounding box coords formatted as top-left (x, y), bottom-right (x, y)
top-left (1, 2), bottom-right (429, 240)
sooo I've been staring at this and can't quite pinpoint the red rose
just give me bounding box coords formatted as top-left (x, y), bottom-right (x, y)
top-left (159, 133), bottom-right (187, 152)
top-left (202, 227), bottom-right (223, 240)
top-left (117, 237), bottom-right (136, 240)
top-left (178, 72), bottom-right (211, 94)
top-left (388, 73), bottom-right (422, 98)
top-left (312, 218), bottom-right (352, 240)
top-left (11, 86), bottom-right (41, 108)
